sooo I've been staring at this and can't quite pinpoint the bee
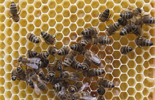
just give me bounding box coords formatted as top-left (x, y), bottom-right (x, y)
top-left (83, 50), bottom-right (101, 66)
top-left (9, 2), bottom-right (21, 22)
top-left (53, 81), bottom-right (69, 92)
top-left (135, 37), bottom-right (153, 47)
top-left (27, 33), bottom-right (40, 43)
top-left (84, 68), bottom-right (105, 77)
top-left (105, 23), bottom-right (120, 36)
top-left (30, 72), bottom-right (47, 95)
top-left (60, 71), bottom-right (79, 81)
top-left (97, 86), bottom-right (106, 95)
top-left (97, 96), bottom-right (105, 100)
top-left (64, 50), bottom-right (78, 67)
top-left (11, 68), bottom-right (18, 81)
top-left (47, 64), bottom-right (56, 78)
top-left (26, 69), bottom-right (35, 89)
top-left (118, 18), bottom-right (128, 26)
top-left (97, 78), bottom-right (114, 88)
top-left (132, 25), bottom-right (142, 37)
top-left (48, 46), bottom-right (56, 55)
top-left (71, 92), bottom-right (97, 100)
top-left (81, 36), bottom-right (92, 46)
top-left (70, 81), bottom-right (83, 93)
top-left (47, 76), bottom-right (64, 85)
top-left (142, 15), bottom-right (155, 25)
top-left (98, 35), bottom-right (112, 45)
top-left (91, 37), bottom-right (98, 45)
top-left (16, 66), bottom-right (26, 80)
top-left (70, 43), bottom-right (84, 54)
top-left (37, 52), bottom-right (49, 60)
top-left (120, 24), bottom-right (132, 36)
top-left (57, 46), bottom-right (70, 55)
top-left (81, 27), bottom-right (99, 37)
top-left (99, 9), bottom-right (111, 22)
top-left (70, 59), bottom-right (82, 70)
top-left (18, 57), bottom-right (43, 69)
top-left (120, 12), bottom-right (133, 19)
top-left (41, 31), bottom-right (55, 45)
top-left (26, 50), bottom-right (38, 58)
top-left (120, 46), bottom-right (133, 54)
top-left (57, 89), bottom-right (69, 100)
top-left (82, 59), bottom-right (91, 70)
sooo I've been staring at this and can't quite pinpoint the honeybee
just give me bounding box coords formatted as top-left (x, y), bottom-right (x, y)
top-left (47, 64), bottom-right (55, 78)
top-left (26, 50), bottom-right (38, 58)
top-left (70, 59), bottom-right (82, 70)
top-left (135, 37), bottom-right (153, 47)
top-left (64, 50), bottom-right (78, 67)
top-left (18, 57), bottom-right (43, 69)
top-left (118, 18), bottom-right (128, 26)
top-left (70, 43), bottom-right (84, 54)
top-left (41, 31), bottom-right (55, 45)
top-left (71, 92), bottom-right (97, 100)
top-left (91, 37), bottom-right (98, 45)
top-left (120, 24), bottom-right (132, 36)
top-left (11, 68), bottom-right (18, 81)
top-left (99, 9), bottom-right (111, 22)
top-left (41, 59), bottom-right (49, 68)
top-left (60, 71), bottom-right (79, 81)
top-left (82, 59), bottom-right (91, 70)
top-left (27, 33), bottom-right (40, 43)
top-left (37, 68), bottom-right (47, 81)
top-left (9, 2), bottom-right (21, 22)
top-left (70, 81), bottom-right (83, 93)
top-left (132, 25), bottom-right (142, 37)
top-left (30, 72), bottom-right (47, 95)
top-left (97, 96), bottom-right (105, 100)
top-left (81, 36), bottom-right (92, 46)
top-left (98, 35), bottom-right (112, 45)
top-left (120, 12), bottom-right (133, 19)
top-left (81, 27), bottom-right (99, 37)
top-left (47, 76), bottom-right (64, 85)
top-left (97, 78), bottom-right (114, 88)
top-left (26, 69), bottom-right (35, 89)
top-left (16, 66), bottom-right (26, 80)
top-left (53, 81), bottom-right (69, 92)
top-left (120, 46), bottom-right (133, 54)
top-left (37, 52), bottom-right (49, 60)
top-left (48, 46), bottom-right (56, 55)
top-left (83, 50), bottom-right (101, 66)
top-left (97, 86), bottom-right (106, 95)
top-left (84, 68), bottom-right (105, 77)
top-left (57, 46), bottom-right (70, 55)
top-left (57, 89), bottom-right (69, 100)
top-left (142, 15), bottom-right (155, 25)
top-left (105, 23), bottom-right (120, 36)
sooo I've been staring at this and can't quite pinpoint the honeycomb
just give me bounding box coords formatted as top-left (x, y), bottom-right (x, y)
top-left (0, 0), bottom-right (155, 100)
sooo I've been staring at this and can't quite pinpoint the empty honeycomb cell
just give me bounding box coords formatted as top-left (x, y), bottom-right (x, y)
top-left (55, 23), bottom-right (63, 31)
top-left (62, 37), bottom-right (70, 45)
top-left (19, 37), bottom-right (27, 46)
top-left (113, 60), bottom-right (121, 68)
top-left (19, 81), bottom-right (26, 90)
top-left (105, 74), bottom-right (113, 81)
top-left (20, 10), bottom-right (27, 18)
top-left (106, 1), bottom-right (114, 8)
top-left (56, 33), bottom-right (63, 41)
top-left (105, 92), bottom-right (113, 99)
top-left (135, 92), bottom-right (143, 100)
top-left (63, 28), bottom-right (70, 36)
top-left (12, 86), bottom-right (19, 94)
top-left (151, 0), bottom-right (155, 8)
top-left (62, 10), bottom-right (70, 17)
top-left (41, 42), bottom-right (48, 50)
top-left (0, 33), bottom-right (5, 41)
top-left (0, 68), bottom-right (5, 76)
top-left (77, 19), bottom-right (84, 26)
top-left (84, 15), bottom-right (92, 23)
top-left (5, 73), bottom-right (11, 81)
top-left (91, 19), bottom-right (99, 26)
top-left (120, 83), bottom-right (128, 91)
top-left (120, 74), bottom-right (128, 82)
top-left (105, 56), bottom-right (113, 63)
top-left (90, 82), bottom-right (98, 90)
top-left (70, 32), bottom-right (77, 40)
top-left (105, 65), bottom-right (113, 72)
top-left (6, 28), bottom-right (12, 36)
top-left (70, 14), bottom-right (77, 22)
top-left (55, 42), bottom-right (63, 49)
top-left (0, 87), bottom-right (5, 95)
top-left (0, 14), bottom-right (6, 22)
top-left (129, 0), bottom-right (136, 3)
top-left (27, 24), bottom-right (34, 31)
top-left (121, 1), bottom-right (129, 8)
top-left (26, 95), bottom-right (33, 100)
top-left (5, 91), bottom-right (12, 99)
top-left (120, 37), bottom-right (129, 45)
top-left (150, 47), bottom-right (155, 56)
top-left (113, 78), bottom-right (120, 86)
top-left (19, 28), bottom-right (27, 36)
top-left (55, 14), bottom-right (63, 22)
top-left (98, 51), bottom-right (106, 59)
top-left (150, 28), bottom-right (155, 36)
top-left (91, 46), bottom-right (99, 54)
top-left (136, 65), bottom-right (143, 73)
top-left (84, 5), bottom-right (92, 13)
top-left (34, 1), bottom-right (41, 8)
top-left (5, 55), bottom-right (12, 64)
top-left (91, 10), bottom-right (99, 17)
top-left (0, 23), bottom-right (5, 31)
top-left (41, 5), bottom-right (49, 13)
top-left (27, 5), bottom-right (34, 13)
top-left (0, 51), bottom-right (5, 58)
top-left (5, 46), bottom-right (12, 54)
top-left (12, 42), bottom-right (20, 50)
top-left (41, 14), bottom-right (49, 22)
top-left (5, 37), bottom-right (13, 45)
top-left (143, 88), bottom-right (149, 96)
top-left (112, 87), bottom-right (120, 95)
top-left (127, 60), bottom-right (136, 68)
top-left (5, 82), bottom-right (12, 90)
top-left (63, 19), bottom-right (70, 26)
top-left (136, 74), bottom-right (143, 82)
top-left (0, 5), bottom-right (5, 13)
top-left (127, 88), bottom-right (136, 95)
top-left (0, 42), bottom-right (5, 50)
top-left (113, 51), bottom-right (121, 59)
top-left (143, 4), bottom-right (151, 12)
top-left (77, 10), bottom-right (85, 17)
top-left (91, 1), bottom-right (99, 8)
top-left (143, 52), bottom-right (150, 60)
top-left (135, 83), bottom-right (143, 91)
top-left (34, 19), bottom-right (41, 27)
top-left (0, 95), bottom-right (5, 100)
top-left (34, 10), bottom-right (41, 17)
top-left (77, 1), bottom-right (84, 9)
top-left (112, 69), bottom-right (121, 77)
top-left (136, 56), bottom-right (143, 64)
top-left (120, 92), bottom-right (128, 99)
top-left (19, 90), bottom-right (26, 98)
top-left (19, 47), bottom-right (27, 55)
top-left (127, 52), bottom-right (136, 60)
top-left (19, 19), bottom-right (27, 27)
top-left (41, 23), bottom-right (49, 31)
top-left (5, 19), bottom-right (13, 27)
top-left (128, 69), bottom-right (136, 77)
top-left (120, 65), bottom-right (128, 73)
top-left (55, 5), bottom-right (63, 13)
top-left (63, 1), bottom-right (70, 8)
top-left (48, 28), bottom-right (56, 35)
top-left (70, 23), bottom-right (77, 31)
top-left (128, 78), bottom-right (136, 86)
top-left (112, 42), bottom-right (121, 50)
top-left (120, 55), bottom-right (128, 64)
top-left (136, 1), bottom-right (144, 8)
top-left (113, 5), bottom-right (121, 13)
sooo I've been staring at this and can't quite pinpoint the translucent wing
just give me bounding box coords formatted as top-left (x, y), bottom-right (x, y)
top-left (80, 97), bottom-right (97, 100)
top-left (33, 82), bottom-right (40, 95)
top-left (26, 58), bottom-right (41, 69)
top-left (26, 63), bottom-right (38, 69)
top-left (70, 72), bottom-right (79, 80)
top-left (28, 58), bottom-right (41, 61)
top-left (90, 53), bottom-right (101, 66)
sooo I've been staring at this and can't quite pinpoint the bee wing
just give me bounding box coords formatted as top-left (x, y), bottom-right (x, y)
top-left (38, 77), bottom-right (47, 89)
top-left (90, 53), bottom-right (101, 66)
top-left (26, 63), bottom-right (38, 69)
top-left (80, 97), bottom-right (97, 100)
top-left (33, 82), bottom-right (40, 95)
top-left (28, 58), bottom-right (41, 61)
top-left (70, 72), bottom-right (79, 80)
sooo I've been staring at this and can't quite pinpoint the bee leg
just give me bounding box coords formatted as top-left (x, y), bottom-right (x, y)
top-left (17, 9), bottom-right (22, 15)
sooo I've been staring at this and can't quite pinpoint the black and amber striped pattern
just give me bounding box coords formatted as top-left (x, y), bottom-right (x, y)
top-left (98, 36), bottom-right (111, 45)
top-left (88, 68), bottom-right (105, 77)
top-left (97, 78), bottom-right (114, 88)
top-left (99, 9), bottom-right (110, 22)
top-left (10, 2), bottom-right (18, 15)
top-left (27, 33), bottom-right (40, 43)
top-left (118, 18), bottom-right (128, 26)
top-left (57, 46), bottom-right (70, 55)
top-left (81, 27), bottom-right (98, 36)
top-left (120, 24), bottom-right (132, 36)
top-left (135, 37), bottom-right (153, 47)
top-left (120, 12), bottom-right (133, 19)
top-left (27, 50), bottom-right (38, 58)
top-left (82, 59), bottom-right (91, 70)
top-left (120, 46), bottom-right (133, 54)
top-left (70, 81), bottom-right (82, 92)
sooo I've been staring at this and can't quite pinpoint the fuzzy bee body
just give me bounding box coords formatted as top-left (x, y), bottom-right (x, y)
top-left (70, 81), bottom-right (83, 93)
top-left (98, 36), bottom-right (111, 45)
top-left (71, 59), bottom-right (82, 70)
top-left (97, 86), bottom-right (106, 95)
top-left (91, 37), bottom-right (98, 45)
top-left (26, 50), bottom-right (38, 58)
top-left (70, 43), bottom-right (84, 53)
top-left (99, 9), bottom-right (110, 22)
top-left (64, 51), bottom-right (77, 67)
top-left (37, 52), bottom-right (49, 60)
top-left (120, 12), bottom-right (133, 19)
top-left (81, 27), bottom-right (99, 37)
top-left (87, 68), bottom-right (105, 77)
top-left (57, 90), bottom-right (68, 100)
top-left (53, 81), bottom-right (69, 92)
top-left (41, 32), bottom-right (55, 45)
top-left (27, 33), bottom-right (40, 43)
top-left (135, 37), bottom-right (153, 47)
top-left (120, 24), bottom-right (132, 36)
top-left (47, 76), bottom-right (64, 85)
top-left (105, 23), bottom-right (120, 36)
top-left (118, 18), bottom-right (128, 26)
top-left (11, 68), bottom-right (18, 81)
top-left (120, 46), bottom-right (133, 54)
top-left (57, 46), bottom-right (70, 55)
top-left (48, 46), bottom-right (56, 55)
top-left (82, 59), bottom-right (91, 70)
top-left (132, 25), bottom-right (142, 37)
top-left (97, 78), bottom-right (114, 88)
top-left (81, 36), bottom-right (92, 46)
top-left (17, 67), bottom-right (26, 80)
top-left (143, 16), bottom-right (155, 25)
top-left (10, 2), bottom-right (20, 22)
top-left (60, 71), bottom-right (79, 81)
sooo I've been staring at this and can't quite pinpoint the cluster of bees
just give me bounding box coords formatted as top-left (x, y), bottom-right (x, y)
top-left (9, 1), bottom-right (155, 100)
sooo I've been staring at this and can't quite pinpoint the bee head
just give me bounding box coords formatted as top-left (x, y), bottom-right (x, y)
top-left (41, 31), bottom-right (44, 36)
top-left (105, 9), bottom-right (109, 13)
top-left (70, 45), bottom-right (74, 50)
top-left (52, 49), bottom-right (56, 54)
top-left (49, 74), bottom-right (54, 78)
top-left (33, 51), bottom-right (38, 56)
top-left (60, 72), bottom-right (63, 78)
top-left (46, 77), bottom-right (50, 82)
top-left (118, 18), bottom-right (122, 23)
top-left (129, 47), bottom-right (133, 52)
top-left (12, 76), bottom-right (16, 81)
top-left (78, 64), bottom-right (82, 69)
top-left (57, 66), bottom-right (62, 71)
top-left (97, 88), bottom-right (101, 93)
top-left (70, 88), bottom-right (75, 93)
top-left (18, 57), bottom-right (22, 62)
top-left (17, 67), bottom-right (21, 71)
top-left (132, 26), bottom-right (136, 31)
top-left (137, 8), bottom-right (141, 13)
top-left (39, 72), bottom-right (43, 76)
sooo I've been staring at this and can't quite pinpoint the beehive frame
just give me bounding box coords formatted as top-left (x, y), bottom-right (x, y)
top-left (0, 0), bottom-right (155, 100)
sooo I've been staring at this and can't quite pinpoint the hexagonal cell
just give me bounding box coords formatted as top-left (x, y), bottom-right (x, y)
top-left (120, 55), bottom-right (128, 64)
top-left (114, 0), bottom-right (121, 3)
top-left (63, 28), bottom-right (70, 36)
top-left (105, 74), bottom-right (113, 81)
top-left (127, 60), bottom-right (136, 68)
top-left (41, 23), bottom-right (49, 31)
top-left (63, 19), bottom-right (70, 26)
top-left (69, 5), bottom-right (77, 13)
top-left (120, 92), bottom-right (128, 99)
top-left (0, 14), bottom-right (6, 22)
top-left (136, 74), bottom-right (143, 83)
top-left (55, 42), bottom-right (63, 49)
top-left (5, 37), bottom-right (13, 45)
top-left (128, 69), bottom-right (136, 77)
top-left (34, 19), bottom-right (41, 27)
top-left (91, 10), bottom-right (99, 17)
top-left (40, 42), bottom-right (48, 51)
top-left (63, 1), bottom-right (70, 8)
top-left (112, 51), bottom-right (121, 59)
top-left (84, 15), bottom-right (92, 23)
top-left (0, 42), bottom-right (5, 50)
top-left (77, 19), bottom-right (84, 27)
top-left (128, 78), bottom-right (136, 86)
top-left (120, 74), bottom-right (128, 82)
top-left (120, 37), bottom-right (129, 45)
top-left (90, 82), bottom-right (98, 90)
top-left (151, 0), bottom-right (155, 8)
top-left (143, 88), bottom-right (149, 96)
top-left (19, 37), bottom-right (27, 46)
top-left (62, 10), bottom-right (70, 17)
top-left (69, 23), bottom-right (77, 31)
top-left (0, 86), bottom-right (5, 94)
top-left (69, 32), bottom-right (77, 40)
top-left (91, 46), bottom-right (99, 54)
top-left (0, 23), bottom-right (5, 31)
top-left (27, 24), bottom-right (35, 31)
top-left (5, 46), bottom-right (12, 54)
top-left (112, 42), bottom-right (121, 50)
top-left (55, 23), bottom-right (63, 32)
top-left (55, 33), bottom-right (63, 41)
top-left (41, 5), bottom-right (49, 13)
top-left (48, 1), bottom-right (56, 8)
top-left (27, 5), bottom-right (34, 13)
top-left (105, 65), bottom-right (113, 72)
top-left (127, 88), bottom-right (136, 95)
top-left (19, 90), bottom-right (27, 98)
top-left (5, 28), bottom-right (12, 36)
top-left (12, 42), bottom-right (20, 50)
top-left (91, 1), bottom-right (99, 8)
top-left (120, 65), bottom-right (128, 73)
top-left (70, 14), bottom-right (77, 22)
top-left (105, 56), bottom-right (113, 63)
top-left (113, 60), bottom-right (121, 68)
top-left (106, 1), bottom-right (114, 8)
top-left (41, 14), bottom-right (49, 22)
top-left (91, 19), bottom-right (99, 26)
top-left (136, 65), bottom-right (143, 73)
top-left (5, 91), bottom-right (12, 99)
top-left (121, 1), bottom-right (129, 8)
top-left (98, 51), bottom-right (106, 59)
top-left (77, 1), bottom-right (84, 8)
top-left (48, 19), bottom-right (56, 27)
top-left (143, 4), bottom-right (151, 12)
top-left (112, 88), bottom-right (120, 96)
top-left (48, 10), bottom-right (56, 18)
top-left (62, 37), bottom-right (70, 45)
top-left (113, 5), bottom-right (121, 13)
top-left (84, 5), bottom-right (92, 13)
top-left (135, 92), bottom-right (143, 100)
top-left (136, 0), bottom-right (144, 8)
top-left (136, 56), bottom-right (144, 64)
top-left (120, 83), bottom-right (128, 91)
top-left (105, 92), bottom-right (113, 99)
top-left (0, 68), bottom-right (5, 76)
top-left (19, 28), bottom-right (27, 36)
top-left (34, 0), bottom-right (41, 8)
top-left (112, 69), bottom-right (121, 77)
top-left (5, 55), bottom-right (12, 63)
top-left (143, 52), bottom-right (151, 60)
top-left (135, 83), bottom-right (143, 91)
top-left (12, 86), bottom-right (19, 94)
top-left (0, 51), bottom-right (5, 58)
top-left (19, 47), bottom-right (27, 55)
top-left (47, 91), bottom-right (55, 98)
